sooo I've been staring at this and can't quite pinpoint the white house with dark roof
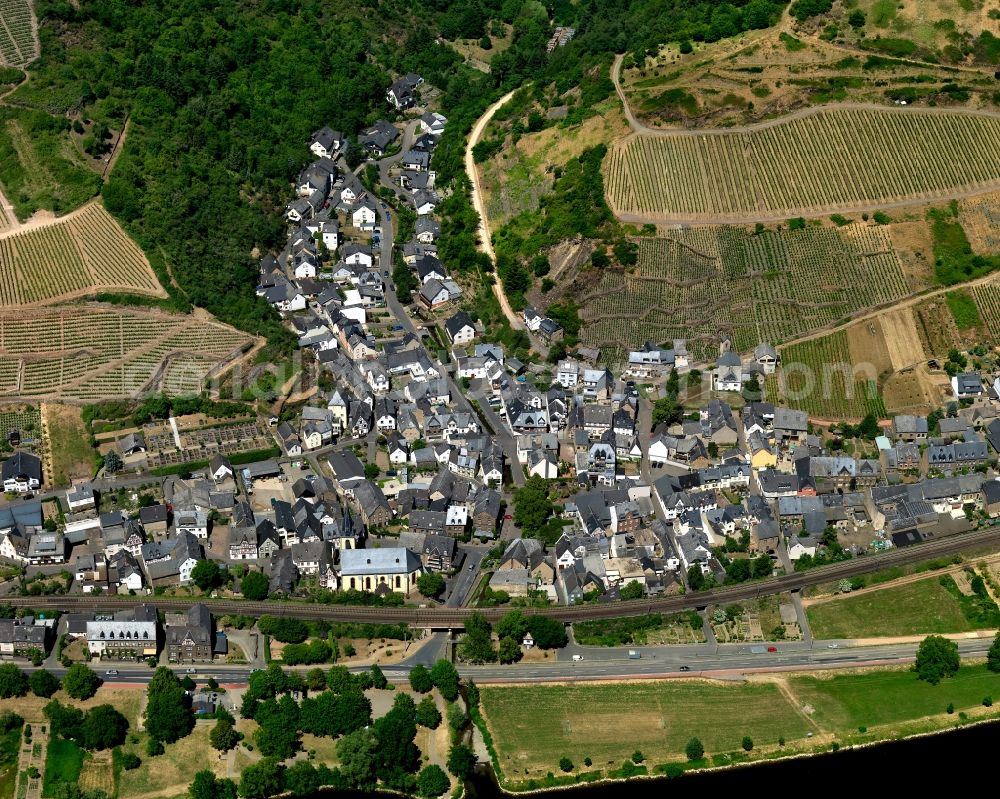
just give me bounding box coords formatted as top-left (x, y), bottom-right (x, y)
top-left (953, 372), bottom-right (985, 400)
top-left (2, 452), bottom-right (41, 493)
top-left (444, 311), bottom-right (476, 345)
top-left (309, 126), bottom-right (342, 159)
top-left (340, 547), bottom-right (422, 594)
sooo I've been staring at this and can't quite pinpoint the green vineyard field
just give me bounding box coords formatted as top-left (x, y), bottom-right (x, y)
top-left (605, 107), bottom-right (1000, 220)
top-left (0, 203), bottom-right (164, 306)
top-left (580, 223), bottom-right (909, 364)
top-left (0, 306), bottom-right (253, 400)
top-left (775, 332), bottom-right (888, 419)
top-left (0, 0), bottom-right (37, 68)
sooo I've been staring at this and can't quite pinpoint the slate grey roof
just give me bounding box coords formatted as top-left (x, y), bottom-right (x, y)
top-left (341, 547), bottom-right (420, 575)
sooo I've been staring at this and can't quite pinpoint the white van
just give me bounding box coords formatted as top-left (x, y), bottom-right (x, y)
top-left (571, 654), bottom-right (583, 662)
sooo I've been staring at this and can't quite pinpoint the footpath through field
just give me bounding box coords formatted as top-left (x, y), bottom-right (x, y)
top-left (464, 89), bottom-right (524, 332)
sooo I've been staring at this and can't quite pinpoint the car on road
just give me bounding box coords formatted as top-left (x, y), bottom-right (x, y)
top-left (503, 514), bottom-right (512, 520)
top-left (827, 643), bottom-right (839, 649)
top-left (469, 564), bottom-right (475, 570)
top-left (767, 646), bottom-right (777, 653)
top-left (186, 667), bottom-right (197, 673)
top-left (386, 212), bottom-right (391, 221)
top-left (571, 654), bottom-right (583, 661)
top-left (392, 324), bottom-right (404, 331)
top-left (384, 270), bottom-right (390, 277)
top-left (105, 669), bottom-right (119, 676)
top-left (678, 665), bottom-right (691, 672)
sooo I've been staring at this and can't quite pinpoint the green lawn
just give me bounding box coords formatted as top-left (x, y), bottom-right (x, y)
top-left (480, 681), bottom-right (807, 778)
top-left (42, 738), bottom-right (84, 798)
top-left (791, 664), bottom-right (1000, 731)
top-left (46, 405), bottom-right (95, 486)
top-left (0, 726), bottom-right (21, 799)
top-left (806, 577), bottom-right (975, 638)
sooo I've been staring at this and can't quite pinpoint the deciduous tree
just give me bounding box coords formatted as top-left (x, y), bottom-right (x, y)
top-left (63, 664), bottom-right (100, 700)
top-left (914, 635), bottom-right (960, 684)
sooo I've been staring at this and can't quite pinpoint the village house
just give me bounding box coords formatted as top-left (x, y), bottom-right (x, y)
top-left (86, 605), bottom-right (158, 661)
top-left (165, 603), bottom-right (214, 663)
top-left (2, 452), bottom-right (41, 494)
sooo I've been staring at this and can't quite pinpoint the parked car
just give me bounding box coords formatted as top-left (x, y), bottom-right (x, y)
top-left (678, 665), bottom-right (690, 672)
top-left (105, 669), bottom-right (119, 676)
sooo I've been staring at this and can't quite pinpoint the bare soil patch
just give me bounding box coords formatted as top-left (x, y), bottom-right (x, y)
top-left (887, 221), bottom-right (936, 290)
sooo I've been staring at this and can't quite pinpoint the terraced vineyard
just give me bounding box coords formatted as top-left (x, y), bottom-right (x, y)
top-left (775, 332), bottom-right (888, 420)
top-left (0, 306), bottom-right (254, 400)
top-left (580, 223), bottom-right (911, 363)
top-left (972, 282), bottom-right (1000, 340)
top-left (605, 107), bottom-right (1000, 221)
top-left (0, 0), bottom-right (38, 68)
top-left (0, 203), bottom-right (164, 306)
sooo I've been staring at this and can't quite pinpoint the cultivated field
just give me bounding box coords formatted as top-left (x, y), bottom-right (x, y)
top-left (0, 0), bottom-right (38, 68)
top-left (0, 202), bottom-right (164, 306)
top-left (577, 222), bottom-right (912, 363)
top-left (604, 107), bottom-right (1000, 222)
top-left (0, 305), bottom-right (254, 401)
top-left (774, 330), bottom-right (888, 419)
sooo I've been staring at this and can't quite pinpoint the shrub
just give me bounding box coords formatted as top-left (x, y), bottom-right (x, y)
top-left (559, 757), bottom-right (573, 772)
top-left (122, 753), bottom-right (141, 770)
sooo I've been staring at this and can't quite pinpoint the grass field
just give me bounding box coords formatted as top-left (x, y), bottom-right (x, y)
top-left (0, 203), bottom-right (164, 306)
top-left (577, 222), bottom-right (912, 364)
top-left (479, 681), bottom-right (807, 777)
top-left (605, 108), bottom-right (1000, 222)
top-left (118, 723), bottom-right (226, 799)
top-left (44, 403), bottom-right (93, 485)
top-left (0, 108), bottom-right (99, 220)
top-left (946, 289), bottom-right (982, 330)
top-left (41, 738), bottom-right (84, 798)
top-left (790, 664), bottom-right (1000, 731)
top-left (0, 725), bottom-right (20, 799)
top-left (621, 16), bottom-right (1000, 131)
top-left (806, 576), bottom-right (977, 638)
top-left (481, 662), bottom-right (1000, 782)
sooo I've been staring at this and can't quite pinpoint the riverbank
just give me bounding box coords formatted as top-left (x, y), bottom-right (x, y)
top-left (472, 662), bottom-right (1000, 792)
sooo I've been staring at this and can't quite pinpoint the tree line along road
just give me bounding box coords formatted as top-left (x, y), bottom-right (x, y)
top-left (8, 526), bottom-right (1000, 626)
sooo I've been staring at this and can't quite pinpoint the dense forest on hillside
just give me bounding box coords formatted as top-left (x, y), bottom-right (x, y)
top-left (16, 0), bottom-right (787, 353)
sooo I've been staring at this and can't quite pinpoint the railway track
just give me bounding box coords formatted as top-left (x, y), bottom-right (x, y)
top-left (8, 527), bottom-right (1000, 625)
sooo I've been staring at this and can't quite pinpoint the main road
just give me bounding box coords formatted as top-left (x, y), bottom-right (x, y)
top-left (9, 525), bottom-right (1000, 624)
top-left (18, 636), bottom-right (995, 686)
